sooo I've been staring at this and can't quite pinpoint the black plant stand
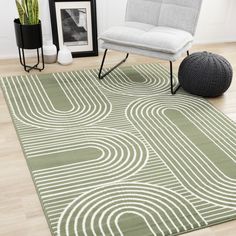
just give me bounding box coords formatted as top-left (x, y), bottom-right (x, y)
top-left (14, 19), bottom-right (45, 72)
top-left (18, 47), bottom-right (44, 72)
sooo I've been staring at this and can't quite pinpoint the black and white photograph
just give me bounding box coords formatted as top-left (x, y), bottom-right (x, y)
top-left (61, 8), bottom-right (88, 46)
top-left (49, 0), bottom-right (98, 57)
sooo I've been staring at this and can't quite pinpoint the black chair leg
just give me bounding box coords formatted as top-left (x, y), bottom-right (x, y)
top-left (170, 50), bottom-right (190, 94)
top-left (98, 49), bottom-right (129, 79)
top-left (170, 61), bottom-right (181, 95)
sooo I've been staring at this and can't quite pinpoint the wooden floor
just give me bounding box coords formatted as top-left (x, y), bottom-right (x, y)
top-left (0, 43), bottom-right (236, 236)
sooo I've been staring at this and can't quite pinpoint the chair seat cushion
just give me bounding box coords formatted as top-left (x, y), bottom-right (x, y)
top-left (99, 22), bottom-right (193, 54)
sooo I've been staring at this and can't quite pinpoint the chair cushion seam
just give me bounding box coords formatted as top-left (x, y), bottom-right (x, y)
top-left (100, 36), bottom-right (193, 54)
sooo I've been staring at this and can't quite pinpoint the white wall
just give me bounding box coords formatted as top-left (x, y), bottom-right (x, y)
top-left (0, 0), bottom-right (236, 59)
top-left (0, 1), bottom-right (19, 59)
top-left (195, 0), bottom-right (236, 43)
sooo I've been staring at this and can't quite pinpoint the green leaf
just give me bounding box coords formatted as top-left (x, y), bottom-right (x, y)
top-left (34, 0), bottom-right (39, 24)
top-left (22, 0), bottom-right (28, 17)
top-left (15, 0), bottom-right (25, 24)
top-left (27, 0), bottom-right (33, 24)
top-left (15, 0), bottom-right (39, 25)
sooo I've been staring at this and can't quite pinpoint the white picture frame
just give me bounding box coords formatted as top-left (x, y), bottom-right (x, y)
top-left (49, 0), bottom-right (98, 57)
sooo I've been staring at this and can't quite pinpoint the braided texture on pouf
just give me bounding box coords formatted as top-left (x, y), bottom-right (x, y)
top-left (178, 51), bottom-right (233, 97)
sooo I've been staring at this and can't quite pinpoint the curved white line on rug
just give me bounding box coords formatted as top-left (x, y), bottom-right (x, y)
top-left (126, 95), bottom-right (236, 208)
top-left (32, 127), bottom-right (148, 198)
top-left (1, 72), bottom-right (112, 129)
top-left (57, 183), bottom-right (205, 236)
top-left (87, 63), bottom-right (175, 96)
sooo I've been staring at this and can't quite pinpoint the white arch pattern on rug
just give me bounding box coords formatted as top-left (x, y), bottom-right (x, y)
top-left (126, 95), bottom-right (236, 207)
top-left (1, 71), bottom-right (112, 129)
top-left (88, 63), bottom-right (176, 96)
top-left (57, 183), bottom-right (205, 236)
top-left (32, 127), bottom-right (148, 196)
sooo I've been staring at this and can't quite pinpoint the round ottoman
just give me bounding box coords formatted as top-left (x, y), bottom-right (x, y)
top-left (178, 51), bottom-right (233, 97)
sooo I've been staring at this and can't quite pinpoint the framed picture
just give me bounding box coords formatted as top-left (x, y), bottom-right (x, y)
top-left (49, 0), bottom-right (98, 57)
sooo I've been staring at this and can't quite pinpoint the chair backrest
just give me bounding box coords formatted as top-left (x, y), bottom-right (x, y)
top-left (125, 0), bottom-right (202, 35)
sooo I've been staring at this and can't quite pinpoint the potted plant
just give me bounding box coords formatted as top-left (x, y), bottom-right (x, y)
top-left (14, 0), bottom-right (44, 71)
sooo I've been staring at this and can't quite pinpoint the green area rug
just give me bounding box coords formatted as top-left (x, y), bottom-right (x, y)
top-left (1, 63), bottom-right (236, 236)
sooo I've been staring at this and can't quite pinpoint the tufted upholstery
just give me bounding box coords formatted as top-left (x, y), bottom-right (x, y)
top-left (100, 0), bottom-right (203, 61)
top-left (125, 0), bottom-right (202, 35)
top-left (98, 0), bottom-right (203, 94)
top-left (101, 22), bottom-right (193, 54)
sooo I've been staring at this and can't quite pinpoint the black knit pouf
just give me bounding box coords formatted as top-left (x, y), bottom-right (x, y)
top-left (178, 51), bottom-right (233, 97)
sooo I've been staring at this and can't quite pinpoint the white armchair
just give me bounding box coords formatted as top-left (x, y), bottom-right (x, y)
top-left (98, 0), bottom-right (203, 94)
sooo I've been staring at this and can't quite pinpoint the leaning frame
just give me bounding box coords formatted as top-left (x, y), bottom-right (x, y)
top-left (49, 0), bottom-right (98, 57)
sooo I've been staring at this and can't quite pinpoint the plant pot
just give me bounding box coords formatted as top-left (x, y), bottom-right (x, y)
top-left (14, 18), bottom-right (42, 49)
top-left (14, 18), bottom-right (44, 72)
